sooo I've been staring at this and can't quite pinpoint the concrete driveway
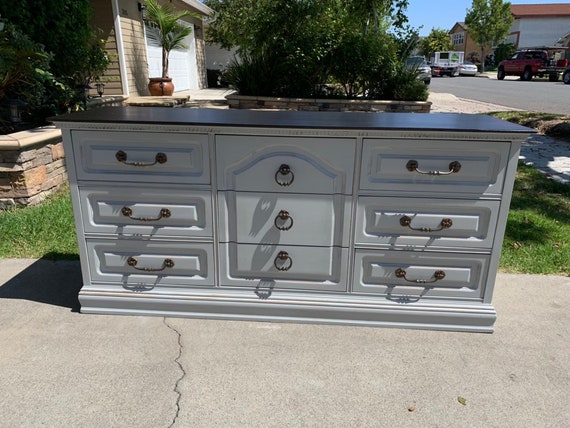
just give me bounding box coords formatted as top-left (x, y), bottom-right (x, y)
top-left (0, 258), bottom-right (568, 427)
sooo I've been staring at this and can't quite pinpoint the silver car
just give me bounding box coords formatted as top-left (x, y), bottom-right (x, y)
top-left (405, 56), bottom-right (431, 85)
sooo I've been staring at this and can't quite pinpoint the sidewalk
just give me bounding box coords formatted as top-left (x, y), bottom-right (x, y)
top-left (0, 259), bottom-right (568, 427)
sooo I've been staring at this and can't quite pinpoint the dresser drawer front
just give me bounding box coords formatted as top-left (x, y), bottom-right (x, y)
top-left (81, 187), bottom-right (213, 238)
top-left (360, 139), bottom-right (510, 195)
top-left (353, 250), bottom-right (489, 299)
top-left (356, 197), bottom-right (499, 249)
top-left (216, 135), bottom-right (355, 194)
top-left (86, 240), bottom-right (214, 287)
top-left (220, 243), bottom-right (347, 290)
top-left (218, 192), bottom-right (350, 247)
top-left (72, 131), bottom-right (210, 184)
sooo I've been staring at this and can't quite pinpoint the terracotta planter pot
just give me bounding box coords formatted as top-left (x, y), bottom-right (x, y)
top-left (148, 77), bottom-right (174, 96)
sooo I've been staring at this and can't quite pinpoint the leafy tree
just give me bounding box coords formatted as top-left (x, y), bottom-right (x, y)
top-left (493, 42), bottom-right (516, 64)
top-left (465, 0), bottom-right (513, 72)
top-left (204, 0), bottom-right (421, 99)
top-left (419, 28), bottom-right (452, 58)
top-left (0, 0), bottom-right (111, 124)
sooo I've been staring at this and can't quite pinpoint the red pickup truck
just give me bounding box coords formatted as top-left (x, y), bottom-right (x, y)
top-left (497, 49), bottom-right (568, 82)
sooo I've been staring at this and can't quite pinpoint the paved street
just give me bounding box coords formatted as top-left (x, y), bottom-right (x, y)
top-left (429, 72), bottom-right (569, 115)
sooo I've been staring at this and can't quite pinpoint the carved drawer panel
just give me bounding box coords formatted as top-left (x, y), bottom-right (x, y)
top-left (71, 131), bottom-right (210, 184)
top-left (355, 197), bottom-right (499, 250)
top-left (216, 135), bottom-right (355, 194)
top-left (218, 192), bottom-right (351, 247)
top-left (360, 138), bottom-right (510, 195)
top-left (219, 243), bottom-right (348, 291)
top-left (80, 186), bottom-right (213, 238)
top-left (353, 250), bottom-right (490, 300)
top-left (86, 239), bottom-right (214, 287)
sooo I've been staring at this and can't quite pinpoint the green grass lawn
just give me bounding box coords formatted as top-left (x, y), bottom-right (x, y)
top-left (0, 185), bottom-right (78, 259)
top-left (1, 163), bottom-right (569, 274)
top-left (500, 162), bottom-right (570, 275)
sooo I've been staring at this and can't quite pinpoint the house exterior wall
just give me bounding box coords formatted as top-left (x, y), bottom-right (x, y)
top-left (91, 1), bottom-right (123, 96)
top-left (92, 0), bottom-right (210, 97)
top-left (509, 17), bottom-right (570, 48)
top-left (118, 0), bottom-right (150, 96)
top-left (448, 23), bottom-right (491, 63)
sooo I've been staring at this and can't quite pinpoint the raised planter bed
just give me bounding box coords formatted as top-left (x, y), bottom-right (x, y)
top-left (226, 94), bottom-right (431, 113)
top-left (0, 126), bottom-right (66, 209)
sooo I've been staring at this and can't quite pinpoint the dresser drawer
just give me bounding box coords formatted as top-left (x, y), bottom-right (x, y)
top-left (353, 250), bottom-right (489, 299)
top-left (356, 197), bottom-right (499, 250)
top-left (218, 192), bottom-right (350, 247)
top-left (360, 139), bottom-right (510, 195)
top-left (86, 240), bottom-right (214, 287)
top-left (71, 130), bottom-right (210, 184)
top-left (216, 135), bottom-right (355, 194)
top-left (80, 186), bottom-right (213, 238)
top-left (219, 243), bottom-right (348, 291)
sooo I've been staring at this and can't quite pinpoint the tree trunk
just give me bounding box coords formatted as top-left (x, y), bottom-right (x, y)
top-left (162, 48), bottom-right (169, 78)
top-left (480, 47), bottom-right (487, 73)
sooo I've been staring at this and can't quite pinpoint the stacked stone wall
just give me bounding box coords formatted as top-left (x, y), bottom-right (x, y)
top-left (226, 95), bottom-right (432, 113)
top-left (0, 130), bottom-right (66, 209)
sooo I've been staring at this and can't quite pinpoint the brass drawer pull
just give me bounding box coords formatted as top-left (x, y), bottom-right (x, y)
top-left (395, 268), bottom-right (446, 284)
top-left (275, 164), bottom-right (295, 186)
top-left (274, 210), bottom-right (294, 231)
top-left (406, 160), bottom-right (461, 175)
top-left (274, 251), bottom-right (293, 271)
top-left (400, 215), bottom-right (452, 232)
top-left (115, 150), bottom-right (167, 167)
top-left (127, 256), bottom-right (175, 272)
top-left (121, 206), bottom-right (171, 222)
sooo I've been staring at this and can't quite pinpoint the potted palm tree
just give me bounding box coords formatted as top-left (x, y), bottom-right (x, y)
top-left (144, 0), bottom-right (198, 96)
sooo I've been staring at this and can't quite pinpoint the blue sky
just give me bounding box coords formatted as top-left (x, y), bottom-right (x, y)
top-left (407, 0), bottom-right (570, 36)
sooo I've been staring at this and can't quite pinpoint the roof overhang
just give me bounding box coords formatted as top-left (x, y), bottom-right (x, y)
top-left (180, 0), bottom-right (213, 16)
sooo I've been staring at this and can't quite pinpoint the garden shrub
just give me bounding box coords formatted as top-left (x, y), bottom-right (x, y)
top-left (0, 1), bottom-right (110, 129)
top-left (207, 0), bottom-right (424, 101)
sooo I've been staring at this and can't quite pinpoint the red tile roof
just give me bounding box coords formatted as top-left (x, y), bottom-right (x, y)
top-left (511, 4), bottom-right (570, 18)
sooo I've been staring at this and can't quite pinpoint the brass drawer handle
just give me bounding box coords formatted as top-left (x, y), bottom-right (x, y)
top-left (274, 251), bottom-right (293, 271)
top-left (274, 210), bottom-right (294, 231)
top-left (121, 206), bottom-right (171, 222)
top-left (395, 268), bottom-right (446, 284)
top-left (115, 150), bottom-right (167, 167)
top-left (127, 256), bottom-right (175, 272)
top-left (275, 164), bottom-right (295, 186)
top-left (406, 160), bottom-right (461, 175)
top-left (400, 215), bottom-right (453, 232)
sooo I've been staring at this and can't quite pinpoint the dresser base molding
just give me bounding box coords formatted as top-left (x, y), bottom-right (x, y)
top-left (78, 288), bottom-right (496, 333)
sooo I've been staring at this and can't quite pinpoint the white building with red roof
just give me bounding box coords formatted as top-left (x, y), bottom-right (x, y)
top-left (506, 3), bottom-right (570, 49)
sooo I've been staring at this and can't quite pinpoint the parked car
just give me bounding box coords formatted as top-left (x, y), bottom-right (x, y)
top-left (497, 49), bottom-right (567, 81)
top-left (405, 56), bottom-right (431, 85)
top-left (458, 61), bottom-right (478, 76)
top-left (564, 65), bottom-right (570, 84)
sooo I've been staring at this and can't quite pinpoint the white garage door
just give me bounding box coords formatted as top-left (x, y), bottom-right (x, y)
top-left (146, 22), bottom-right (199, 91)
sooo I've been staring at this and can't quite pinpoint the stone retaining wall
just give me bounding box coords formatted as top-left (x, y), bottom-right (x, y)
top-left (0, 127), bottom-right (65, 209)
top-left (226, 94), bottom-right (432, 113)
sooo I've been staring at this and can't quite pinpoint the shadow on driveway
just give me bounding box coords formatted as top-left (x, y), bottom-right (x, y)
top-left (0, 259), bottom-right (82, 311)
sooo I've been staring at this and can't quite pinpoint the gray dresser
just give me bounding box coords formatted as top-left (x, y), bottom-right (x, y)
top-left (54, 108), bottom-right (532, 332)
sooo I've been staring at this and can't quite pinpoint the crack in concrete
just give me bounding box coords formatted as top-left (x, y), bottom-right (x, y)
top-left (163, 318), bottom-right (185, 428)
